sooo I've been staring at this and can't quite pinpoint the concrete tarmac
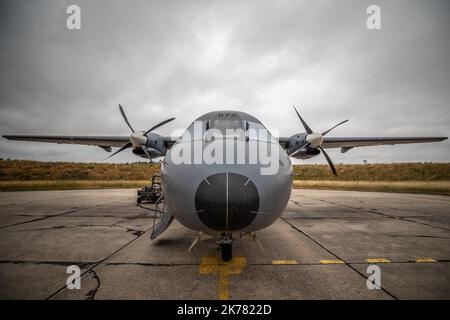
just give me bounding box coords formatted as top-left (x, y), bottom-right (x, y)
top-left (0, 189), bottom-right (449, 299)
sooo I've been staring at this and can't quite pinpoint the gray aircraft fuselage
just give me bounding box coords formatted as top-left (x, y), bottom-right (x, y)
top-left (161, 111), bottom-right (293, 234)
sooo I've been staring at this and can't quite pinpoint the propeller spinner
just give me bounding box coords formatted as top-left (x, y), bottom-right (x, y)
top-left (290, 106), bottom-right (348, 175)
top-left (104, 105), bottom-right (175, 160)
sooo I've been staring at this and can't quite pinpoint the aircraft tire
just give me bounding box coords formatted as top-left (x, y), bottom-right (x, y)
top-left (221, 243), bottom-right (232, 261)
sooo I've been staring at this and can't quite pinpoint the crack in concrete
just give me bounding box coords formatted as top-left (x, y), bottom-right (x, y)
top-left (0, 260), bottom-right (94, 267)
top-left (0, 208), bottom-right (88, 229)
top-left (104, 262), bottom-right (198, 266)
top-left (46, 221), bottom-right (158, 300)
top-left (6, 224), bottom-right (143, 234)
top-left (387, 234), bottom-right (450, 240)
top-left (280, 217), bottom-right (399, 300)
top-left (8, 225), bottom-right (67, 232)
top-left (76, 224), bottom-right (118, 228)
top-left (298, 196), bottom-right (450, 232)
top-left (0, 200), bottom-right (130, 230)
top-left (401, 217), bottom-right (450, 232)
top-left (0, 203), bottom-right (117, 230)
top-left (104, 260), bottom-right (450, 267)
top-left (3, 218), bottom-right (149, 236)
top-left (85, 269), bottom-right (101, 300)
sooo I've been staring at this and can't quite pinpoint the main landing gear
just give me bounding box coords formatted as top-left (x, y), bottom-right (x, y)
top-left (218, 232), bottom-right (233, 261)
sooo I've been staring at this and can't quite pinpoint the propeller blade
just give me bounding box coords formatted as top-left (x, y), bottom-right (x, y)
top-left (321, 119), bottom-right (349, 136)
top-left (119, 104), bottom-right (135, 133)
top-left (289, 141), bottom-right (311, 157)
top-left (318, 146), bottom-right (337, 176)
top-left (293, 106), bottom-right (313, 134)
top-left (144, 117), bottom-right (176, 135)
top-left (103, 142), bottom-right (132, 160)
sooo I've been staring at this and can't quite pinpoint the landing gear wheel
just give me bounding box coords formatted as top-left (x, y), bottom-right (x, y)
top-left (221, 243), bottom-right (232, 262)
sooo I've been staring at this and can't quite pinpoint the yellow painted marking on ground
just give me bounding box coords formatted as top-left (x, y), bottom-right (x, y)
top-left (366, 258), bottom-right (391, 263)
top-left (415, 258), bottom-right (437, 263)
top-left (199, 255), bottom-right (247, 300)
top-left (272, 259), bottom-right (299, 265)
top-left (320, 259), bottom-right (345, 264)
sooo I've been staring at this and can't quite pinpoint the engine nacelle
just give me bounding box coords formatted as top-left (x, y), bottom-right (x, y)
top-left (286, 133), bottom-right (306, 154)
top-left (145, 132), bottom-right (166, 155)
top-left (131, 132), bottom-right (167, 160)
top-left (131, 146), bottom-right (165, 160)
top-left (290, 147), bottom-right (320, 159)
top-left (286, 132), bottom-right (321, 159)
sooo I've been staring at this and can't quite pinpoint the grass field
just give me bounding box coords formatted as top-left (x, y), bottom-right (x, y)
top-left (292, 163), bottom-right (450, 181)
top-left (0, 160), bottom-right (160, 181)
top-left (0, 160), bottom-right (449, 195)
top-left (0, 180), bottom-right (148, 191)
top-left (292, 180), bottom-right (450, 195)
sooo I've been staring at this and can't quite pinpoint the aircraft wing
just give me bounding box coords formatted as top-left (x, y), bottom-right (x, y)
top-left (2, 134), bottom-right (179, 150)
top-left (2, 135), bottom-right (130, 148)
top-left (278, 136), bottom-right (447, 150)
top-left (321, 137), bottom-right (448, 149)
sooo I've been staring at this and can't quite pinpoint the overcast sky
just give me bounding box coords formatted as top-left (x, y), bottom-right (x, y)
top-left (0, 0), bottom-right (449, 164)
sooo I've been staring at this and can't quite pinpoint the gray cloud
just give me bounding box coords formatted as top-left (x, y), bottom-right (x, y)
top-left (0, 0), bottom-right (448, 163)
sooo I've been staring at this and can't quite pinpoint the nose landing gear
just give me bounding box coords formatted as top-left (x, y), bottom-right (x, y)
top-left (218, 232), bottom-right (233, 261)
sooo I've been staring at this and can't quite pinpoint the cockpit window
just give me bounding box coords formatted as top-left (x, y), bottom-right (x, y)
top-left (211, 119), bottom-right (243, 133)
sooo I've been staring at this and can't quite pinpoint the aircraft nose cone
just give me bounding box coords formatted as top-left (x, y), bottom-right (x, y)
top-left (306, 132), bottom-right (323, 148)
top-left (195, 172), bottom-right (259, 231)
top-left (130, 132), bottom-right (147, 147)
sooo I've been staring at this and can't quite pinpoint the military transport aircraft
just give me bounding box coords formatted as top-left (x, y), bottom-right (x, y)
top-left (3, 106), bottom-right (447, 261)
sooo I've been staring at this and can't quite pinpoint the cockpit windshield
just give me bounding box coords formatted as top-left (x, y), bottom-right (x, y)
top-left (211, 119), bottom-right (243, 133)
top-left (179, 111), bottom-right (273, 142)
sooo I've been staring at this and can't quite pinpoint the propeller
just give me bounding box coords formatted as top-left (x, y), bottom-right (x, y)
top-left (104, 105), bottom-right (175, 160)
top-left (290, 106), bottom-right (348, 175)
top-left (119, 104), bottom-right (135, 133)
